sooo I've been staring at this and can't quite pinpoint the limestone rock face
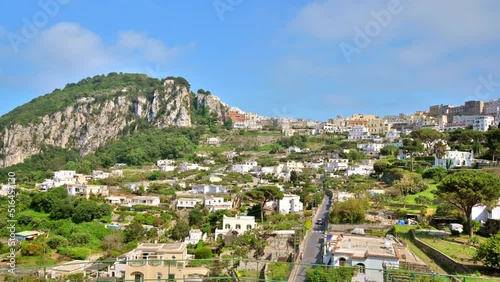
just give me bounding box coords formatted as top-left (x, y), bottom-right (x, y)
top-left (0, 80), bottom-right (228, 167)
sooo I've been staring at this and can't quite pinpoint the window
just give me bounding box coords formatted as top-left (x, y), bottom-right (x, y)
top-left (157, 272), bottom-right (162, 281)
top-left (357, 263), bottom-right (365, 274)
top-left (247, 224), bottom-right (252, 230)
top-left (339, 257), bottom-right (347, 266)
top-left (168, 274), bottom-right (175, 281)
top-left (171, 255), bottom-right (176, 260)
top-left (236, 224), bottom-right (241, 230)
top-left (225, 224), bottom-right (230, 229)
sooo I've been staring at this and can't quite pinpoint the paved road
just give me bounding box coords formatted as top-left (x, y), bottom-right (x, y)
top-left (293, 193), bottom-right (332, 282)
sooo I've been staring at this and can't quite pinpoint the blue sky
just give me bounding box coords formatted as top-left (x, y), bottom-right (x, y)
top-left (1, 0), bottom-right (499, 121)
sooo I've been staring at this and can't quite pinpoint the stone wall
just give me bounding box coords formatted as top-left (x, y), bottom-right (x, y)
top-left (410, 230), bottom-right (473, 275)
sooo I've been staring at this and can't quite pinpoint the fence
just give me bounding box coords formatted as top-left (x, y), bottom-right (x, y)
top-left (0, 259), bottom-right (498, 282)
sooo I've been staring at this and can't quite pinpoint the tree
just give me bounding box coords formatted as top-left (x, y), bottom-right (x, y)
top-left (124, 220), bottom-right (146, 243)
top-left (171, 220), bottom-right (190, 241)
top-left (393, 172), bottom-right (427, 196)
top-left (474, 233), bottom-right (500, 268)
top-left (411, 129), bottom-right (444, 155)
top-left (436, 171), bottom-right (500, 237)
top-left (422, 167), bottom-right (447, 182)
top-left (329, 198), bottom-right (368, 224)
top-left (373, 160), bottom-right (391, 175)
top-left (380, 145), bottom-right (400, 157)
top-left (194, 246), bottom-right (213, 259)
top-left (246, 186), bottom-right (284, 222)
top-left (401, 138), bottom-right (424, 172)
top-left (188, 207), bottom-right (206, 227)
top-left (223, 118), bottom-right (233, 130)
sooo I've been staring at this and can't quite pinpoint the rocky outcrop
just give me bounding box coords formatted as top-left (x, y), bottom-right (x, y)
top-left (0, 79), bottom-right (229, 167)
top-left (196, 92), bottom-right (228, 119)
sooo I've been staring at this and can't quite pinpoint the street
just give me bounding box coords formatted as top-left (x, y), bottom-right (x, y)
top-left (291, 193), bottom-right (332, 282)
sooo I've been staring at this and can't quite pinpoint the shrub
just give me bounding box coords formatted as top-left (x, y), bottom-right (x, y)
top-left (193, 247), bottom-right (213, 259)
top-left (304, 210), bottom-right (313, 217)
top-left (20, 242), bottom-right (44, 256)
top-left (47, 235), bottom-right (68, 249)
top-left (304, 219), bottom-right (312, 231)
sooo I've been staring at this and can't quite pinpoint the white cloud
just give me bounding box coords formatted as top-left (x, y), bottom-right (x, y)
top-left (27, 22), bottom-right (112, 73)
top-left (117, 31), bottom-right (181, 62)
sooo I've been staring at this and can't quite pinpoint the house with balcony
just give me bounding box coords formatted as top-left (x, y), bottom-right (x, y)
top-left (66, 184), bottom-right (109, 199)
top-left (105, 196), bottom-right (128, 205)
top-left (204, 196), bottom-right (232, 212)
top-left (130, 196), bottom-right (161, 207)
top-left (176, 198), bottom-right (203, 209)
top-left (231, 161), bottom-right (258, 173)
top-left (277, 194), bottom-right (303, 214)
top-left (434, 150), bottom-right (474, 168)
top-left (214, 215), bottom-right (257, 239)
top-left (107, 243), bottom-right (208, 281)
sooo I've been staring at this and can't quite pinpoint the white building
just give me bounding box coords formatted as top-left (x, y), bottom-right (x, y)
top-left (53, 170), bottom-right (76, 187)
top-left (345, 164), bottom-right (374, 177)
top-left (192, 184), bottom-right (228, 194)
top-left (434, 150), bottom-right (474, 168)
top-left (184, 229), bottom-right (207, 245)
top-left (277, 194), bottom-right (303, 214)
top-left (284, 161), bottom-right (304, 171)
top-left (334, 192), bottom-right (355, 202)
top-left (323, 159), bottom-right (349, 172)
top-left (159, 165), bottom-right (176, 172)
top-left (214, 215), bottom-right (257, 239)
top-left (471, 199), bottom-right (500, 225)
top-left (66, 184), bottom-right (109, 199)
top-left (157, 159), bottom-right (175, 166)
top-left (473, 116), bottom-right (495, 132)
top-left (357, 143), bottom-right (385, 153)
top-left (92, 170), bottom-right (110, 180)
top-left (385, 129), bottom-right (401, 141)
top-left (105, 196), bottom-right (128, 205)
top-left (176, 198), bottom-right (203, 209)
top-left (130, 196), bottom-right (161, 207)
top-left (204, 196), bottom-right (232, 212)
top-left (231, 161), bottom-right (258, 173)
top-left (348, 126), bottom-right (370, 141)
top-left (325, 234), bottom-right (425, 282)
top-left (206, 137), bottom-right (220, 145)
top-left (179, 163), bottom-right (209, 172)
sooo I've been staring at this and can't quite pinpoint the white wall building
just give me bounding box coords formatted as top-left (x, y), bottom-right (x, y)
top-left (231, 161), bottom-right (258, 173)
top-left (204, 196), bottom-right (232, 212)
top-left (473, 116), bottom-right (495, 132)
top-left (471, 200), bottom-right (500, 225)
top-left (323, 159), bottom-right (349, 172)
top-left (345, 164), bottom-right (374, 177)
top-left (214, 215), bottom-right (257, 239)
top-left (434, 150), bottom-right (474, 168)
top-left (66, 184), bottom-right (109, 199)
top-left (157, 159), bottom-right (175, 166)
top-left (357, 143), bottom-right (385, 153)
top-left (53, 170), bottom-right (76, 187)
top-left (277, 194), bottom-right (303, 214)
top-left (92, 170), bottom-right (110, 180)
top-left (176, 198), bottom-right (203, 209)
top-left (192, 184), bottom-right (228, 194)
top-left (184, 229), bottom-right (207, 245)
top-left (348, 126), bottom-right (370, 141)
top-left (326, 234), bottom-right (408, 282)
top-left (130, 196), bottom-right (161, 207)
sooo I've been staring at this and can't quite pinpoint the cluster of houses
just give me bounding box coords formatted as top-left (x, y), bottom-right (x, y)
top-left (39, 169), bottom-right (122, 190)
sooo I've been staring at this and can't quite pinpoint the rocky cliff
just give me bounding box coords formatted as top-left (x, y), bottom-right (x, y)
top-left (0, 76), bottom-right (229, 167)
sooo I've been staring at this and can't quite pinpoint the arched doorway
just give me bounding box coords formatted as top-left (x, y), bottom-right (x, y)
top-left (131, 272), bottom-right (143, 282)
top-left (339, 257), bottom-right (347, 266)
